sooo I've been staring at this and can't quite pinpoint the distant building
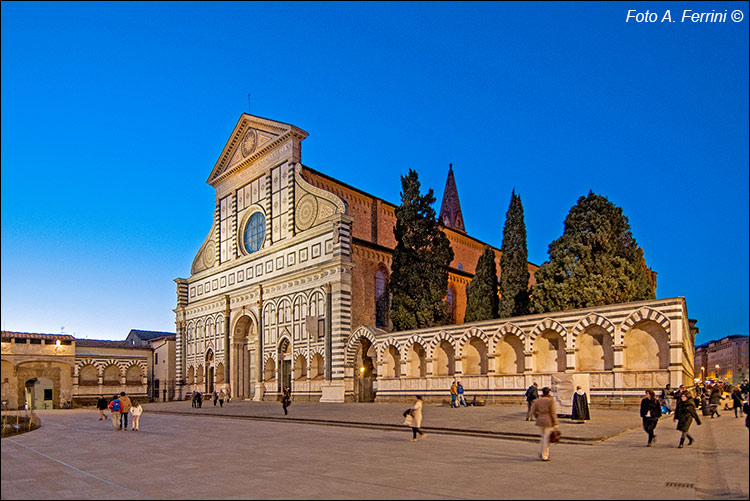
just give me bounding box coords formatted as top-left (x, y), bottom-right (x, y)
top-left (695, 334), bottom-right (749, 384)
top-left (2, 329), bottom-right (175, 410)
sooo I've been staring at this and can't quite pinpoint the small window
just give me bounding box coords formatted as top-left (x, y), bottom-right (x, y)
top-left (457, 263), bottom-right (463, 271)
top-left (44, 389), bottom-right (53, 400)
top-left (155, 353), bottom-right (159, 365)
top-left (318, 318), bottom-right (325, 340)
top-left (14, 338), bottom-right (27, 344)
top-left (30, 339), bottom-right (42, 344)
top-left (61, 340), bottom-right (71, 345)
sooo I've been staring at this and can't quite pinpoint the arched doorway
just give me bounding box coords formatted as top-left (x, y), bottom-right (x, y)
top-left (205, 349), bottom-right (215, 395)
top-left (24, 378), bottom-right (54, 410)
top-left (232, 315), bottom-right (254, 400)
top-left (354, 338), bottom-right (376, 402)
top-left (278, 338), bottom-right (292, 393)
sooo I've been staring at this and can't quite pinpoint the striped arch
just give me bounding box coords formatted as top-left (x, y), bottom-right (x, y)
top-left (345, 326), bottom-right (378, 365)
top-left (427, 331), bottom-right (457, 359)
top-left (492, 323), bottom-right (526, 353)
top-left (376, 337), bottom-right (403, 361)
top-left (571, 313), bottom-right (616, 350)
top-left (619, 307), bottom-right (671, 344)
top-left (528, 318), bottom-right (567, 351)
top-left (75, 358), bottom-right (103, 375)
top-left (457, 327), bottom-right (491, 358)
top-left (263, 351), bottom-right (278, 365)
top-left (404, 334), bottom-right (429, 354)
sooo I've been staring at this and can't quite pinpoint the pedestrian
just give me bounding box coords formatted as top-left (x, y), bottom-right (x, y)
top-left (212, 390), bottom-right (218, 406)
top-left (525, 382), bottom-right (539, 421)
top-left (107, 394), bottom-right (121, 431)
top-left (281, 387), bottom-right (291, 415)
top-left (673, 392), bottom-right (700, 448)
top-left (709, 385), bottom-right (721, 418)
top-left (661, 384), bottom-right (673, 415)
top-left (731, 386), bottom-right (743, 418)
top-left (571, 386), bottom-right (590, 423)
top-left (191, 392), bottom-right (196, 408)
top-left (743, 401), bottom-right (750, 430)
top-left (130, 400), bottom-right (143, 431)
top-left (96, 394), bottom-right (108, 421)
top-left (218, 389), bottom-right (225, 408)
top-left (640, 389), bottom-right (662, 447)
top-left (407, 395), bottom-right (426, 441)
top-left (530, 387), bottom-right (558, 461)
top-left (196, 391), bottom-right (203, 408)
top-left (119, 392), bottom-right (132, 431)
top-left (740, 379), bottom-right (749, 400)
top-left (457, 381), bottom-right (467, 407)
top-left (450, 380), bottom-right (458, 408)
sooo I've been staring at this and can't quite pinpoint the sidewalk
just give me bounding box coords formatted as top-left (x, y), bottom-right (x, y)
top-left (143, 399), bottom-right (643, 443)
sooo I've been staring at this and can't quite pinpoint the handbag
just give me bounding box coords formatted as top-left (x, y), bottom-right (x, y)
top-left (549, 428), bottom-right (561, 443)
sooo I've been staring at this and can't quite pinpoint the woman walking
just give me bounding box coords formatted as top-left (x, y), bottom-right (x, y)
top-left (130, 400), bottom-right (143, 431)
top-left (407, 395), bottom-right (426, 441)
top-left (673, 392), bottom-right (700, 448)
top-left (640, 389), bottom-right (662, 446)
top-left (709, 385), bottom-right (722, 418)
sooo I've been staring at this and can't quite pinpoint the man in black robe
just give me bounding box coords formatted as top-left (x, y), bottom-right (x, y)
top-left (571, 385), bottom-right (590, 422)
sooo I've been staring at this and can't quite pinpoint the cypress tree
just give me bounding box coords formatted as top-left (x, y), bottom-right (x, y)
top-left (390, 169), bottom-right (455, 331)
top-left (498, 189), bottom-right (531, 317)
top-left (464, 246), bottom-right (500, 322)
top-left (531, 191), bottom-right (655, 313)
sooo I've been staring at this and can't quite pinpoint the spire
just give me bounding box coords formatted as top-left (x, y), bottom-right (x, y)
top-left (439, 163), bottom-right (465, 232)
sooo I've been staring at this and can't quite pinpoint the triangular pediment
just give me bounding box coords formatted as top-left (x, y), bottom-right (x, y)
top-left (206, 113), bottom-right (308, 186)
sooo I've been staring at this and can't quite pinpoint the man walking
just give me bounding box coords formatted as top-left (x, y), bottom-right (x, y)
top-left (119, 391), bottom-right (131, 431)
top-left (525, 382), bottom-right (539, 421)
top-left (531, 387), bottom-right (558, 461)
top-left (96, 394), bottom-right (108, 421)
top-left (457, 381), bottom-right (467, 407)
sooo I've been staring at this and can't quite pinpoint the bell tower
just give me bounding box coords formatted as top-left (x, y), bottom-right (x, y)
top-left (439, 163), bottom-right (465, 232)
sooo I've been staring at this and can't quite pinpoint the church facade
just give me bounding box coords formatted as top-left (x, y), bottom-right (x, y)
top-left (175, 113), bottom-right (696, 406)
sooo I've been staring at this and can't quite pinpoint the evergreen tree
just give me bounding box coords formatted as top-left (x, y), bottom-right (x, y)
top-left (498, 189), bottom-right (531, 317)
top-left (464, 246), bottom-right (499, 322)
top-left (531, 191), bottom-right (655, 313)
top-left (390, 169), bottom-right (455, 331)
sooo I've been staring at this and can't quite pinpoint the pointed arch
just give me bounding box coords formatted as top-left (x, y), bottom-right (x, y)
top-left (346, 326), bottom-right (378, 365)
top-left (571, 313), bottom-right (615, 350)
top-left (620, 307), bottom-right (671, 344)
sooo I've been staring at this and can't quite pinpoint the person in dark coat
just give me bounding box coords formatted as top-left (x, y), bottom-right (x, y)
top-left (196, 392), bottom-right (203, 408)
top-left (96, 394), bottom-right (108, 421)
top-left (674, 392), bottom-right (701, 448)
top-left (281, 387), bottom-right (291, 415)
top-left (743, 401), bottom-right (749, 430)
top-left (640, 389), bottom-right (662, 446)
top-left (525, 382), bottom-right (539, 421)
top-left (731, 386), bottom-right (743, 418)
top-left (709, 385), bottom-right (722, 418)
top-left (571, 386), bottom-right (590, 422)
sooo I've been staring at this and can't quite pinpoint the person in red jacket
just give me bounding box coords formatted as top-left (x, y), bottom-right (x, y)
top-left (107, 395), bottom-right (122, 431)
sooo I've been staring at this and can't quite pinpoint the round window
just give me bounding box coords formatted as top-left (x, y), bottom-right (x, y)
top-left (244, 212), bottom-right (266, 254)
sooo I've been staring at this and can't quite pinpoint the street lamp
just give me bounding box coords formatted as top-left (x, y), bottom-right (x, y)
top-left (715, 364), bottom-right (720, 379)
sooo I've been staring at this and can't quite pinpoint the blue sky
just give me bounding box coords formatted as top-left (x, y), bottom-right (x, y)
top-left (2, 1), bottom-right (747, 346)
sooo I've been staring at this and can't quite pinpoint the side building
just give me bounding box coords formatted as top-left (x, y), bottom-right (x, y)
top-left (695, 334), bottom-right (749, 384)
top-left (2, 330), bottom-right (171, 410)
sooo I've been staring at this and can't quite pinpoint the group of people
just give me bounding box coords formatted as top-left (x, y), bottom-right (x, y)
top-left (96, 392), bottom-right (143, 431)
top-left (191, 389), bottom-right (228, 408)
top-left (449, 380), bottom-right (467, 408)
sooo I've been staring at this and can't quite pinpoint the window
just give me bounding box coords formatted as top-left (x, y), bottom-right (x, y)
top-left (155, 353), bottom-right (159, 365)
top-left (375, 266), bottom-right (388, 328)
top-left (244, 212), bottom-right (266, 254)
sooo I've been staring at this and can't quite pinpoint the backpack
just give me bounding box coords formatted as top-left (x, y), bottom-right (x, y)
top-left (110, 399), bottom-right (121, 412)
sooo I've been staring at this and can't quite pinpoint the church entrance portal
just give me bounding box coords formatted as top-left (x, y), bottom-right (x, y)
top-left (279, 339), bottom-right (292, 392)
top-left (354, 338), bottom-right (376, 402)
top-left (205, 350), bottom-right (215, 395)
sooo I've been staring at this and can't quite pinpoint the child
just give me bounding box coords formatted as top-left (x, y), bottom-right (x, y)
top-left (130, 400), bottom-right (143, 431)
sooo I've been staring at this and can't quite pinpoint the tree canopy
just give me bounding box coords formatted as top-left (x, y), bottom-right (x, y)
top-left (531, 191), bottom-right (655, 313)
top-left (390, 169), bottom-right (455, 331)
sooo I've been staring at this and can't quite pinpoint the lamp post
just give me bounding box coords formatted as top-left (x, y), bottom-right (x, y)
top-left (715, 364), bottom-right (720, 380)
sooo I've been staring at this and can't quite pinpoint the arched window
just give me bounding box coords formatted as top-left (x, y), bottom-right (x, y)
top-left (446, 287), bottom-right (456, 323)
top-left (375, 265), bottom-right (389, 328)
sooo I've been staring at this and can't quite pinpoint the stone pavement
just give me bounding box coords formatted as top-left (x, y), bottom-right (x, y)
top-left (140, 400), bottom-right (642, 443)
top-left (1, 405), bottom-right (748, 500)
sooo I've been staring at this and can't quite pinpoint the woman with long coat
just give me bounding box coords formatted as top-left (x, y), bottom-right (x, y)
top-left (731, 387), bottom-right (743, 418)
top-left (407, 396), bottom-right (425, 441)
top-left (709, 385), bottom-right (722, 418)
top-left (640, 389), bottom-right (662, 446)
top-left (673, 393), bottom-right (701, 448)
top-left (571, 386), bottom-right (590, 422)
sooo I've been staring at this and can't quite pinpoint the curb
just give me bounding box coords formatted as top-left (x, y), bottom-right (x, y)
top-left (145, 410), bottom-right (619, 445)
